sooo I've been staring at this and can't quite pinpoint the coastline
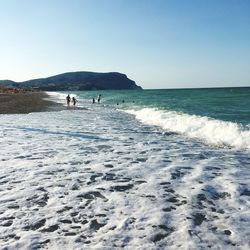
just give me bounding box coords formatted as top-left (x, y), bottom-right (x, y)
top-left (0, 89), bottom-right (249, 248)
top-left (0, 91), bottom-right (64, 114)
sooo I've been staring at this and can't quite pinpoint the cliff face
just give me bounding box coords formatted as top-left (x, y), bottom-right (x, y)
top-left (0, 72), bottom-right (142, 91)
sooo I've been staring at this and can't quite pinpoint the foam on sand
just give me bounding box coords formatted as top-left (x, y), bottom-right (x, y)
top-left (0, 100), bottom-right (250, 249)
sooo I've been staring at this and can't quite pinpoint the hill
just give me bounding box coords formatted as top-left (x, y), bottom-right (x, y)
top-left (0, 72), bottom-right (142, 91)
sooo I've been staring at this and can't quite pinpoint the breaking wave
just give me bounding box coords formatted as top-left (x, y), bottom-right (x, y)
top-left (125, 108), bottom-right (250, 150)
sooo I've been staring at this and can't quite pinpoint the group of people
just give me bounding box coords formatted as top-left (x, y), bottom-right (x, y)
top-left (66, 94), bottom-right (102, 106)
top-left (66, 94), bottom-right (77, 106)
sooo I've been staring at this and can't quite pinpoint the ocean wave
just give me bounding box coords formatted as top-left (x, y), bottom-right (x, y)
top-left (124, 108), bottom-right (250, 150)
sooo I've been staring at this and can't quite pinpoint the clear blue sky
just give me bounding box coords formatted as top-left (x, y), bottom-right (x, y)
top-left (0, 0), bottom-right (249, 89)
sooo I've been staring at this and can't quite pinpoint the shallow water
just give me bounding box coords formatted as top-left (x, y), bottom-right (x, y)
top-left (68, 88), bottom-right (250, 150)
top-left (0, 92), bottom-right (250, 249)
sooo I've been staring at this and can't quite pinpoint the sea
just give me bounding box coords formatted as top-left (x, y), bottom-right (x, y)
top-left (0, 87), bottom-right (250, 249)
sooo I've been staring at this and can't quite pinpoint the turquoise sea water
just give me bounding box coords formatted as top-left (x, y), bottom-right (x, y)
top-left (63, 87), bottom-right (250, 150)
top-left (70, 87), bottom-right (250, 126)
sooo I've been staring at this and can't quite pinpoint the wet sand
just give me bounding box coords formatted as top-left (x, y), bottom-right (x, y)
top-left (0, 92), bottom-right (64, 114)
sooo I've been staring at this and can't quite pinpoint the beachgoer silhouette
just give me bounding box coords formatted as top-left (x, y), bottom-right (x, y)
top-left (97, 94), bottom-right (101, 104)
top-left (72, 97), bottom-right (77, 106)
top-left (92, 98), bottom-right (95, 104)
top-left (66, 94), bottom-right (71, 106)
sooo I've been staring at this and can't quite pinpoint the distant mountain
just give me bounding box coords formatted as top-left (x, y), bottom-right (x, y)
top-left (0, 71), bottom-right (142, 91)
top-left (0, 80), bottom-right (17, 86)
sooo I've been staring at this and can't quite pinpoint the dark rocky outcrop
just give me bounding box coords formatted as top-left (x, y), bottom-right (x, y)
top-left (0, 71), bottom-right (142, 91)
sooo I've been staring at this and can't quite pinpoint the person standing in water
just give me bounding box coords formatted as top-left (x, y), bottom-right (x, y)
top-left (72, 97), bottom-right (77, 106)
top-left (66, 94), bottom-right (71, 106)
top-left (97, 94), bottom-right (101, 104)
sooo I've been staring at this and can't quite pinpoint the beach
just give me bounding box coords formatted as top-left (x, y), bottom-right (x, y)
top-left (0, 92), bottom-right (63, 114)
top-left (1, 0), bottom-right (249, 248)
top-left (0, 90), bottom-right (250, 249)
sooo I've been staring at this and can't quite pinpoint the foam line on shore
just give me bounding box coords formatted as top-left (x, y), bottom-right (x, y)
top-left (45, 92), bottom-right (68, 106)
top-left (0, 124), bottom-right (108, 140)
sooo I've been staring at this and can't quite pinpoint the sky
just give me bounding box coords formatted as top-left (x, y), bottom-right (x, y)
top-left (0, 0), bottom-right (249, 89)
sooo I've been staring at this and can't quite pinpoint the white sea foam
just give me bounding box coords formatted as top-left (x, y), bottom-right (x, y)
top-left (0, 102), bottom-right (250, 249)
top-left (45, 91), bottom-right (67, 104)
top-left (124, 108), bottom-right (250, 150)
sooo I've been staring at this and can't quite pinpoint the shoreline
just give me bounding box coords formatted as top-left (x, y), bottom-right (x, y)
top-left (0, 100), bottom-right (249, 248)
top-left (0, 92), bottom-right (64, 114)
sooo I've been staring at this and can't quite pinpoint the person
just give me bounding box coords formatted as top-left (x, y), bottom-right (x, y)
top-left (97, 94), bottom-right (101, 104)
top-left (72, 97), bottom-right (77, 106)
top-left (66, 94), bottom-right (71, 106)
top-left (92, 98), bottom-right (95, 104)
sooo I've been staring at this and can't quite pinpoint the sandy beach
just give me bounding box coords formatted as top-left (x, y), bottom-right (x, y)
top-left (0, 92), bottom-right (64, 114)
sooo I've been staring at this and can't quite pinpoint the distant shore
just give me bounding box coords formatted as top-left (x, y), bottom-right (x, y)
top-left (0, 92), bottom-right (64, 114)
